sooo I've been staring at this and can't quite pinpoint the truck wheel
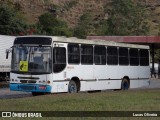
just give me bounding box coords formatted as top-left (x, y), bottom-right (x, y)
top-left (121, 78), bottom-right (129, 90)
top-left (68, 81), bottom-right (78, 93)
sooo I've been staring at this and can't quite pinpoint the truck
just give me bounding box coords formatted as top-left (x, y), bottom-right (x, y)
top-left (0, 35), bottom-right (15, 81)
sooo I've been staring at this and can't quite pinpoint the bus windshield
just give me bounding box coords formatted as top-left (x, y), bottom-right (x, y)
top-left (11, 46), bottom-right (52, 73)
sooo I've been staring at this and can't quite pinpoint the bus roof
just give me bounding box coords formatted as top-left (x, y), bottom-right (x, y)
top-left (53, 36), bottom-right (149, 49)
top-left (15, 36), bottom-right (149, 49)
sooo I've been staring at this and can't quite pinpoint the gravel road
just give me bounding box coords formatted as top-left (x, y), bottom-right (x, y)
top-left (0, 88), bottom-right (32, 99)
top-left (0, 78), bottom-right (159, 99)
top-left (0, 81), bottom-right (31, 99)
top-left (141, 78), bottom-right (160, 89)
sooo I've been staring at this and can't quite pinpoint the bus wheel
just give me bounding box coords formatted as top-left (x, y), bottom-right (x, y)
top-left (68, 80), bottom-right (78, 93)
top-left (121, 78), bottom-right (129, 90)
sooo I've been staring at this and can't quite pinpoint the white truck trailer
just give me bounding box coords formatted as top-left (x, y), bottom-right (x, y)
top-left (0, 35), bottom-right (15, 80)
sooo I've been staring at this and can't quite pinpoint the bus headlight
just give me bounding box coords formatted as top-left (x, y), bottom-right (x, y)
top-left (47, 80), bottom-right (50, 84)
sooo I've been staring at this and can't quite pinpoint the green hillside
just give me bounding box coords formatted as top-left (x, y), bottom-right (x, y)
top-left (0, 0), bottom-right (160, 37)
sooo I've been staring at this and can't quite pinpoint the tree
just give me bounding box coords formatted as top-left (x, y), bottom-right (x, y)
top-left (73, 13), bottom-right (93, 38)
top-left (96, 19), bottom-right (109, 36)
top-left (73, 26), bottom-right (87, 39)
top-left (0, 5), bottom-right (28, 35)
top-left (105, 0), bottom-right (149, 35)
top-left (37, 12), bottom-right (73, 37)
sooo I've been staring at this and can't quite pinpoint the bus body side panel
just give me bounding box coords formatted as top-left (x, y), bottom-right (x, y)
top-left (51, 64), bottom-right (94, 92)
top-left (57, 64), bottom-right (94, 91)
top-left (51, 81), bottom-right (69, 93)
top-left (93, 65), bottom-right (121, 90)
top-left (105, 65), bottom-right (122, 89)
top-left (118, 66), bottom-right (150, 88)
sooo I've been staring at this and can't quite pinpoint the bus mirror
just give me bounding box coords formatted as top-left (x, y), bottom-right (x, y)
top-left (6, 49), bottom-right (9, 59)
top-left (6, 48), bottom-right (12, 59)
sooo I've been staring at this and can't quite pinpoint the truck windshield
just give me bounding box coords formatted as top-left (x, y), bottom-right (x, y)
top-left (11, 46), bottom-right (52, 73)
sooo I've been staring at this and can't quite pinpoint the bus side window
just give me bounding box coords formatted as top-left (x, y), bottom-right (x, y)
top-left (81, 45), bottom-right (93, 65)
top-left (119, 47), bottom-right (129, 65)
top-left (68, 44), bottom-right (80, 64)
top-left (139, 49), bottom-right (149, 66)
top-left (129, 48), bottom-right (139, 66)
top-left (107, 46), bottom-right (118, 65)
top-left (94, 45), bottom-right (106, 65)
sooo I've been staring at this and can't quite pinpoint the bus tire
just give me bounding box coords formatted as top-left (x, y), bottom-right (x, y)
top-left (68, 80), bottom-right (78, 93)
top-left (121, 78), bottom-right (129, 90)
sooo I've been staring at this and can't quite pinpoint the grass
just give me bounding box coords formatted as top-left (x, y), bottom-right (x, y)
top-left (0, 89), bottom-right (159, 111)
top-left (0, 89), bottom-right (159, 119)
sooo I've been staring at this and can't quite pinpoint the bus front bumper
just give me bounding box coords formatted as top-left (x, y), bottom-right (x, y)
top-left (10, 83), bottom-right (52, 93)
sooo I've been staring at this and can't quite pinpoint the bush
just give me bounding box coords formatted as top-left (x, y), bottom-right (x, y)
top-left (73, 13), bottom-right (93, 38)
top-left (0, 5), bottom-right (29, 35)
top-left (105, 0), bottom-right (149, 35)
top-left (37, 12), bottom-right (73, 37)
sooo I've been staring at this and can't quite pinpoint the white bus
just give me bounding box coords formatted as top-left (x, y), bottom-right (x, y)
top-left (8, 36), bottom-right (150, 95)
